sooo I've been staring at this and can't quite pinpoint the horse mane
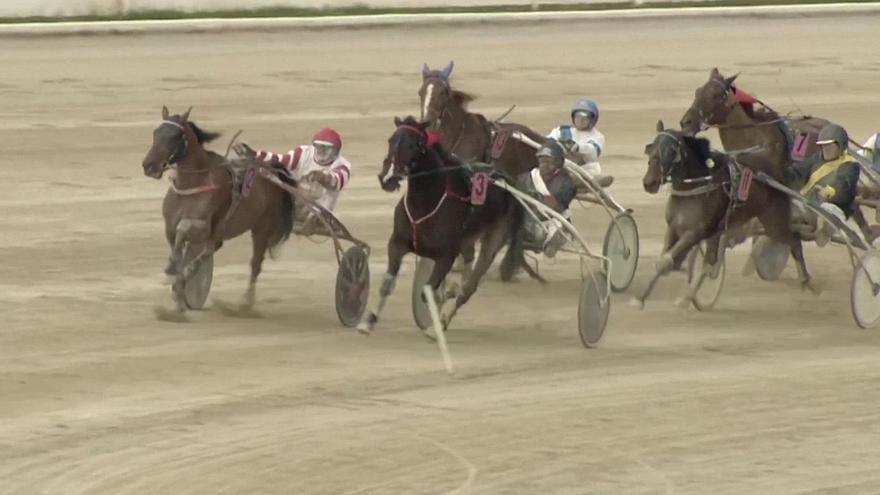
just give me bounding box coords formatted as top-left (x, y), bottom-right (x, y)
top-left (451, 89), bottom-right (476, 110)
top-left (188, 121), bottom-right (221, 144)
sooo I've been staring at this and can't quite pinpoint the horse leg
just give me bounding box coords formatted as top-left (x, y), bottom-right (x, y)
top-left (155, 219), bottom-right (206, 321)
top-left (440, 224), bottom-right (507, 329)
top-left (242, 229), bottom-right (270, 310)
top-left (631, 229), bottom-right (702, 308)
top-left (760, 200), bottom-right (819, 294)
top-left (676, 233), bottom-right (723, 307)
top-left (358, 237), bottom-right (408, 334)
top-left (851, 207), bottom-right (878, 243)
top-left (165, 221), bottom-right (178, 278)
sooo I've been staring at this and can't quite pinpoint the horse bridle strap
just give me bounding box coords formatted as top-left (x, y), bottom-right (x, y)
top-left (161, 119), bottom-right (189, 166)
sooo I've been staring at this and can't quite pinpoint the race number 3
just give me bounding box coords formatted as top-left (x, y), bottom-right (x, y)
top-left (471, 173), bottom-right (489, 205)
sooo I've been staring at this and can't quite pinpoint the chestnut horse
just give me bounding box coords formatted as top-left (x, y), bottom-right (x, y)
top-left (142, 106), bottom-right (294, 320)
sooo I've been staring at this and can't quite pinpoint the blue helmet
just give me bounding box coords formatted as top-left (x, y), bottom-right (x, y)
top-left (571, 98), bottom-right (599, 124)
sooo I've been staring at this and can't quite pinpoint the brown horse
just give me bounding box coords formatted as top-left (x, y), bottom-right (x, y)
top-left (142, 106), bottom-right (294, 320)
top-left (419, 62), bottom-right (548, 281)
top-left (358, 116), bottom-right (524, 333)
top-left (634, 121), bottom-right (814, 307)
top-left (419, 61), bottom-right (545, 178)
top-left (679, 68), bottom-right (877, 243)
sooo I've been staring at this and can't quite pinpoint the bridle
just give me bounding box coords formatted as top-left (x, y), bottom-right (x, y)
top-left (157, 119), bottom-right (192, 173)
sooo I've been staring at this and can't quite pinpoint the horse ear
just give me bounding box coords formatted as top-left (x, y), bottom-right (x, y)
top-left (181, 106), bottom-right (192, 122)
top-left (422, 63), bottom-right (430, 78)
top-left (724, 73), bottom-right (739, 88)
top-left (162, 106), bottom-right (170, 119)
top-left (710, 67), bottom-right (721, 79)
top-left (656, 120), bottom-right (665, 132)
top-left (441, 60), bottom-right (454, 79)
top-left (644, 143), bottom-right (654, 155)
top-left (394, 116), bottom-right (402, 127)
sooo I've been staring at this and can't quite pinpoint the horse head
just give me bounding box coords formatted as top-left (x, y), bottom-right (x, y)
top-left (644, 120), bottom-right (713, 193)
top-left (419, 61), bottom-right (456, 128)
top-left (379, 116), bottom-right (432, 192)
top-left (680, 67), bottom-right (739, 136)
top-left (142, 106), bottom-right (219, 179)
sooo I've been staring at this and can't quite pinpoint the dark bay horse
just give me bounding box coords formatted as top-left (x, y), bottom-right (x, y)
top-left (680, 68), bottom-right (877, 245)
top-left (357, 116), bottom-right (523, 333)
top-left (142, 106), bottom-right (294, 320)
top-left (634, 121), bottom-right (814, 307)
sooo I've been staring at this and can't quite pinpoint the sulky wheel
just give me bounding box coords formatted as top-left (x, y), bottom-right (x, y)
top-left (603, 212), bottom-right (639, 292)
top-left (851, 251), bottom-right (880, 329)
top-left (751, 235), bottom-right (790, 281)
top-left (578, 270), bottom-right (610, 348)
top-left (686, 242), bottom-right (726, 311)
top-left (182, 250), bottom-right (213, 310)
top-left (335, 246), bottom-right (370, 327)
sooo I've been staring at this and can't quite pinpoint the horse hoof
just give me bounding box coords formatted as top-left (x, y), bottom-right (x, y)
top-left (153, 305), bottom-right (189, 323)
top-left (628, 297), bottom-right (645, 309)
top-left (357, 313), bottom-right (377, 335)
top-left (801, 280), bottom-right (822, 296)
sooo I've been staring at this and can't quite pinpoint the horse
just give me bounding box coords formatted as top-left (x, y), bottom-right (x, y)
top-left (142, 106), bottom-right (295, 320)
top-left (419, 62), bottom-right (549, 281)
top-left (633, 121), bottom-right (815, 308)
top-left (419, 61), bottom-right (546, 179)
top-left (678, 68), bottom-right (877, 243)
top-left (357, 116), bottom-right (524, 333)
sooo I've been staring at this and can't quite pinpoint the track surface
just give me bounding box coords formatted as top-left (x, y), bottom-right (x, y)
top-left (2, 14), bottom-right (880, 494)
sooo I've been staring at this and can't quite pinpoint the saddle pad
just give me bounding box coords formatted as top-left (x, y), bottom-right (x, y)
top-left (737, 167), bottom-right (753, 202)
top-left (471, 172), bottom-right (490, 205)
top-left (490, 129), bottom-right (511, 160)
top-left (791, 132), bottom-right (816, 162)
top-left (241, 167), bottom-right (258, 198)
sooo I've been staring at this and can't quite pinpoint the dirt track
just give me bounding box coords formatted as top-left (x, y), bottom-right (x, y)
top-left (3, 14), bottom-right (880, 494)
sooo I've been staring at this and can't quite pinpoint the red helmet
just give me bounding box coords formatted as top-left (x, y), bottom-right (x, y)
top-left (312, 128), bottom-right (342, 149)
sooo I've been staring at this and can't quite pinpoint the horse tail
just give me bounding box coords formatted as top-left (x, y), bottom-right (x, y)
top-left (274, 174), bottom-right (296, 246)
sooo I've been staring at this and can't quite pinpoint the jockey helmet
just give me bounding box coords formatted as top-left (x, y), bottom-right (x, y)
top-left (815, 124), bottom-right (848, 149)
top-left (571, 98), bottom-right (599, 128)
top-left (312, 128), bottom-right (342, 165)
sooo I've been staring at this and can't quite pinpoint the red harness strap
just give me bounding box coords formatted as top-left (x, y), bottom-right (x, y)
top-left (406, 176), bottom-right (470, 254)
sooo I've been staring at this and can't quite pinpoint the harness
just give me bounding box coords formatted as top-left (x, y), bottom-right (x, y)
top-left (397, 124), bottom-right (471, 254)
top-left (660, 131), bottom-right (753, 237)
top-left (161, 120), bottom-right (219, 196)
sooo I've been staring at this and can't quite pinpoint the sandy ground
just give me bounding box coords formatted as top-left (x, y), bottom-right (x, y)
top-left (2, 14), bottom-right (880, 494)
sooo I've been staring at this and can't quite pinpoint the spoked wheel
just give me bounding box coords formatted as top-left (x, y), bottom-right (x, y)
top-left (751, 235), bottom-right (790, 281)
top-left (686, 242), bottom-right (726, 311)
top-left (851, 251), bottom-right (880, 329)
top-left (181, 246), bottom-right (213, 310)
top-left (578, 270), bottom-right (610, 348)
top-left (412, 257), bottom-right (446, 331)
top-left (603, 212), bottom-right (639, 292)
top-left (335, 246), bottom-right (370, 327)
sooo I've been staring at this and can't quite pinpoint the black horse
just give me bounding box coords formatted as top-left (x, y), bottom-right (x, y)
top-left (358, 116), bottom-right (525, 332)
top-left (635, 120), bottom-right (814, 307)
